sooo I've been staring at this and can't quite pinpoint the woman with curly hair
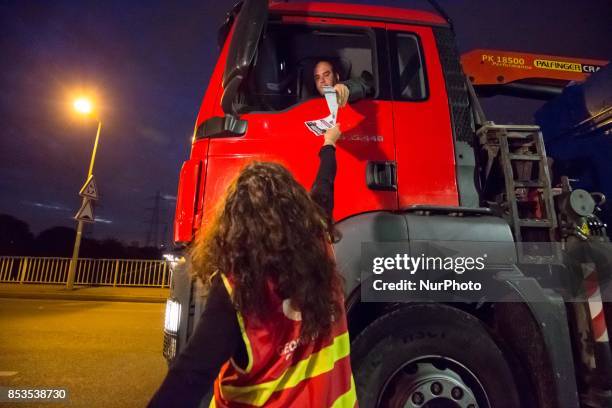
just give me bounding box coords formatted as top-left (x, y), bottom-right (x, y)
top-left (148, 124), bottom-right (357, 408)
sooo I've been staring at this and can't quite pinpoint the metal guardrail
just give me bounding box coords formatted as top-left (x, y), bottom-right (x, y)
top-left (0, 257), bottom-right (170, 287)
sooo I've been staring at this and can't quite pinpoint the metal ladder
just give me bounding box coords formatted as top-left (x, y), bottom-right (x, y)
top-left (478, 123), bottom-right (561, 264)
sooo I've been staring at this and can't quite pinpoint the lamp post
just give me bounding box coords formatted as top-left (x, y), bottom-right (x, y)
top-left (66, 97), bottom-right (102, 289)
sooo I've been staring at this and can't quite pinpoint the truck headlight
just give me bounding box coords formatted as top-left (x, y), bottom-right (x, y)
top-left (164, 298), bottom-right (181, 334)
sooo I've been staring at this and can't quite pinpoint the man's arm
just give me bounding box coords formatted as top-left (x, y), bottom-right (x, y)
top-left (340, 71), bottom-right (375, 104)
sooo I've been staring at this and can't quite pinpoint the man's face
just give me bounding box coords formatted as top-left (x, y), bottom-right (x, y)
top-left (314, 61), bottom-right (338, 96)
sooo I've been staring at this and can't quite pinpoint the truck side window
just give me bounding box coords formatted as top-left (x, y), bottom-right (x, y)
top-left (390, 32), bottom-right (428, 101)
top-left (237, 24), bottom-right (376, 113)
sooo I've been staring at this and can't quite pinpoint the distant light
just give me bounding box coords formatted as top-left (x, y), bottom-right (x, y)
top-left (163, 253), bottom-right (183, 264)
top-left (94, 217), bottom-right (113, 224)
top-left (73, 97), bottom-right (93, 115)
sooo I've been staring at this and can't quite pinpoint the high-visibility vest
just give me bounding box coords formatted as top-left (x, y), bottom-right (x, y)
top-left (210, 273), bottom-right (358, 408)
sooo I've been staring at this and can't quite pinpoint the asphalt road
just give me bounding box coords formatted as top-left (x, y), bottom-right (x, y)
top-left (0, 298), bottom-right (168, 408)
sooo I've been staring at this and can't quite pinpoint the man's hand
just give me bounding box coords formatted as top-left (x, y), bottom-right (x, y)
top-left (334, 84), bottom-right (349, 108)
top-left (324, 124), bottom-right (341, 147)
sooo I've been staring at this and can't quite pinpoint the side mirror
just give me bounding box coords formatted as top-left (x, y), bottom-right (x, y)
top-left (221, 0), bottom-right (268, 116)
top-left (221, 75), bottom-right (243, 115)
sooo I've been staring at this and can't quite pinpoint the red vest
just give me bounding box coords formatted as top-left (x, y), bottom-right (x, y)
top-left (210, 273), bottom-right (357, 408)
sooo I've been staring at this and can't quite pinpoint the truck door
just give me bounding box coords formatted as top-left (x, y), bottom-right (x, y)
top-left (387, 23), bottom-right (459, 208)
top-left (203, 14), bottom-right (397, 224)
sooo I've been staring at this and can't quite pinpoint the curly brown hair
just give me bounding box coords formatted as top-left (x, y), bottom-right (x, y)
top-left (191, 161), bottom-right (343, 339)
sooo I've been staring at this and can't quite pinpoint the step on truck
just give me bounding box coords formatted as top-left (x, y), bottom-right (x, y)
top-left (162, 1), bottom-right (612, 407)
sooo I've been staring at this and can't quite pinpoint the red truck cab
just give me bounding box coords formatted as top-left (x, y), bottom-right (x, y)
top-left (174, 1), bottom-right (474, 244)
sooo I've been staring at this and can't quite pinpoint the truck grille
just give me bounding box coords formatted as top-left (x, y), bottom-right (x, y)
top-left (433, 27), bottom-right (473, 145)
top-left (163, 331), bottom-right (178, 362)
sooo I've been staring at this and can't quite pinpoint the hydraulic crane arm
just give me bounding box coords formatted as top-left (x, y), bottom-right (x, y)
top-left (461, 49), bottom-right (608, 99)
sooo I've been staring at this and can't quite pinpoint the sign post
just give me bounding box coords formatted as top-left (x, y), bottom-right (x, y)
top-left (66, 121), bottom-right (102, 289)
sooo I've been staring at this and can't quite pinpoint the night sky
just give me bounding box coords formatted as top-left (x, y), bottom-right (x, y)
top-left (1, 0), bottom-right (610, 246)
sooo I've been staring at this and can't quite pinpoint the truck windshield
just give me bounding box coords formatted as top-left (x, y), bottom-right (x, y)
top-left (236, 23), bottom-right (376, 113)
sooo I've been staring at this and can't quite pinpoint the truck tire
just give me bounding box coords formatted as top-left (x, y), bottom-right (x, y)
top-left (350, 304), bottom-right (522, 408)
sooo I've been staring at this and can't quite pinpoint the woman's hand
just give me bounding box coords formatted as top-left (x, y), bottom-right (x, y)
top-left (324, 124), bottom-right (341, 147)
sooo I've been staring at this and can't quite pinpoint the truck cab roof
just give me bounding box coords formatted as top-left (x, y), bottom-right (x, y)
top-left (269, 2), bottom-right (448, 27)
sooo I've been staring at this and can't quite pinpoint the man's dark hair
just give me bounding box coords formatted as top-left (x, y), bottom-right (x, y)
top-left (317, 59), bottom-right (339, 77)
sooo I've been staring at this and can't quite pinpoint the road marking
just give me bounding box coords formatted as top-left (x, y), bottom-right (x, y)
top-left (0, 371), bottom-right (18, 377)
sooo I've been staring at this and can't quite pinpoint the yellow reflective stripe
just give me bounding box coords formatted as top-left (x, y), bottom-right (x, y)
top-left (221, 332), bottom-right (351, 406)
top-left (219, 273), bottom-right (254, 374)
top-left (331, 376), bottom-right (357, 408)
top-left (219, 272), bottom-right (234, 294)
top-left (209, 397), bottom-right (216, 408)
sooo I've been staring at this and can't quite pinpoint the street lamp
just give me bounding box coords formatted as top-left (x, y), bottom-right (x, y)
top-left (73, 97), bottom-right (93, 115)
top-left (66, 97), bottom-right (102, 290)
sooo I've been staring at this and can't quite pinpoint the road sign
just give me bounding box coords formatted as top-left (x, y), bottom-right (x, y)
top-left (75, 199), bottom-right (95, 223)
top-left (79, 175), bottom-right (99, 200)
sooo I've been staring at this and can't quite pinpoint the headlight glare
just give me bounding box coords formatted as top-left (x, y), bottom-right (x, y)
top-left (164, 299), bottom-right (181, 334)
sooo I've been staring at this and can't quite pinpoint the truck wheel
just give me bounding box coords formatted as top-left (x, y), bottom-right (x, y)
top-left (350, 304), bottom-right (522, 408)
